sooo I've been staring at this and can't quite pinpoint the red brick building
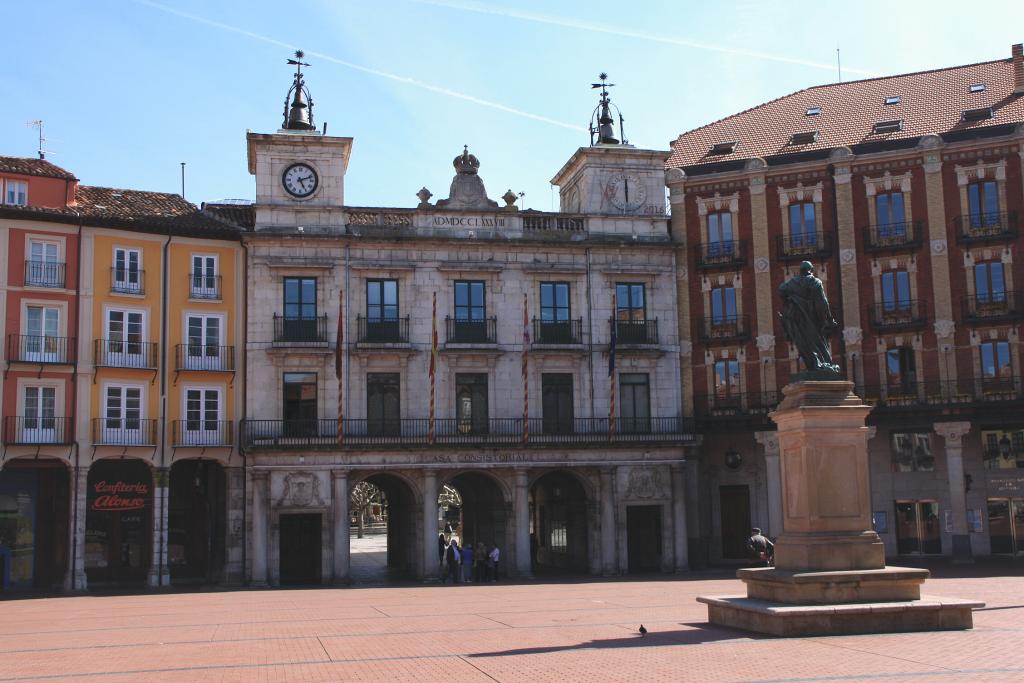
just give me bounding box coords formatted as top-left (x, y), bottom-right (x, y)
top-left (667, 44), bottom-right (1024, 564)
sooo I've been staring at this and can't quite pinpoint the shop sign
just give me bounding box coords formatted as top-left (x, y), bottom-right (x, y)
top-left (90, 480), bottom-right (149, 511)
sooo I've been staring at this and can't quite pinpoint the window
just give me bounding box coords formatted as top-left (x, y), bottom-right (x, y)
top-left (25, 305), bottom-right (60, 362)
top-left (709, 141), bottom-right (737, 155)
top-left (886, 347), bottom-right (916, 393)
top-left (962, 107), bottom-right (993, 122)
top-left (892, 433), bottom-right (933, 473)
top-left (112, 248), bottom-right (142, 294)
top-left (974, 262), bottom-right (1006, 304)
top-left (283, 372), bottom-right (317, 436)
top-left (619, 373), bottom-right (650, 434)
top-left (982, 430), bottom-right (1024, 470)
top-left (616, 283), bottom-right (647, 344)
top-left (104, 386), bottom-right (143, 433)
top-left (969, 83), bottom-right (986, 93)
top-left (184, 388), bottom-right (221, 444)
top-left (980, 340), bottom-right (1012, 387)
top-left (967, 181), bottom-right (1000, 227)
top-left (190, 255), bottom-right (218, 299)
top-left (713, 359), bottom-right (740, 398)
top-left (880, 270), bottom-right (911, 311)
top-left (789, 131), bottom-right (817, 145)
top-left (872, 119), bottom-right (902, 134)
top-left (26, 240), bottom-right (61, 287)
top-left (22, 386), bottom-right (56, 442)
top-left (185, 314), bottom-right (222, 370)
top-left (805, 107), bottom-right (821, 116)
top-left (710, 286), bottom-right (736, 323)
top-left (788, 202), bottom-right (817, 246)
top-left (707, 211), bottom-right (734, 257)
top-left (538, 282), bottom-right (572, 343)
top-left (455, 373), bottom-right (488, 434)
top-left (895, 501), bottom-right (941, 554)
top-left (105, 310), bottom-right (145, 366)
top-left (282, 277), bottom-right (318, 341)
top-left (5, 180), bottom-right (27, 206)
top-left (542, 373), bottom-right (574, 434)
top-left (875, 192), bottom-right (906, 236)
top-left (366, 373), bottom-right (400, 436)
top-left (452, 280), bottom-right (487, 342)
top-left (364, 279), bottom-right (400, 342)
top-left (987, 498), bottom-right (1024, 554)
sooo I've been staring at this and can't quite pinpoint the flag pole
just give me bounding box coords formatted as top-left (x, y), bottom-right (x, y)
top-left (336, 291), bottom-right (344, 444)
top-left (522, 293), bottom-right (529, 443)
top-left (609, 292), bottom-right (617, 438)
top-left (428, 292), bottom-right (437, 444)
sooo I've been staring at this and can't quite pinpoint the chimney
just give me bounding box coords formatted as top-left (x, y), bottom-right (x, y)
top-left (1014, 43), bottom-right (1024, 95)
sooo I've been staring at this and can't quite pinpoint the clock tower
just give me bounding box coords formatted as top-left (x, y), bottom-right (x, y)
top-left (550, 74), bottom-right (668, 217)
top-left (246, 51), bottom-right (353, 232)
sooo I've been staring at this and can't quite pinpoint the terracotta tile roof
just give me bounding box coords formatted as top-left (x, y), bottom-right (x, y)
top-left (0, 155), bottom-right (77, 180)
top-left (667, 56), bottom-right (1024, 170)
top-left (202, 201), bottom-right (255, 229)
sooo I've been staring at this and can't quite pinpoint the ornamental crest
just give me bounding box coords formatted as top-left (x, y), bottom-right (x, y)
top-left (277, 472), bottom-right (325, 507)
top-left (625, 468), bottom-right (664, 499)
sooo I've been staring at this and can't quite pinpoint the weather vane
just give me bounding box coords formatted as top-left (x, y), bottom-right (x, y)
top-left (590, 72), bottom-right (626, 146)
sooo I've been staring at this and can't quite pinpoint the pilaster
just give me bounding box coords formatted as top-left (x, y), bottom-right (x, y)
top-left (670, 463), bottom-right (689, 572)
top-left (67, 465), bottom-right (89, 591)
top-left (223, 467), bottom-right (245, 585)
top-left (513, 469), bottom-right (531, 577)
top-left (422, 469), bottom-right (439, 581)
top-left (251, 470), bottom-right (269, 586)
top-left (755, 430), bottom-right (783, 538)
top-left (831, 159), bottom-right (862, 378)
top-left (934, 421), bottom-right (973, 563)
top-left (599, 467), bottom-right (618, 575)
top-left (921, 138), bottom-right (958, 384)
top-left (332, 470), bottom-right (351, 584)
top-left (147, 467), bottom-right (170, 588)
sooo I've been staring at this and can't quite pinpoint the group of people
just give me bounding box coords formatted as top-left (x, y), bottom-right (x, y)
top-left (438, 530), bottom-right (500, 584)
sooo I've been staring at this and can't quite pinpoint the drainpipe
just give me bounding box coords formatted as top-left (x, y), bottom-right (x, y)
top-left (69, 207), bottom-right (83, 591)
top-left (157, 229), bottom-right (172, 586)
top-left (240, 236), bottom-right (249, 584)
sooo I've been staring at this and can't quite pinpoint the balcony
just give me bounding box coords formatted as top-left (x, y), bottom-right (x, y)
top-left (863, 221), bottom-right (924, 253)
top-left (356, 316), bottom-right (410, 344)
top-left (699, 315), bottom-right (751, 343)
top-left (24, 260), bottom-right (66, 288)
top-left (777, 232), bottom-right (833, 262)
top-left (189, 273), bottom-right (221, 300)
top-left (613, 319), bottom-right (659, 346)
top-left (953, 211), bottom-right (1018, 244)
top-left (6, 334), bottom-right (76, 365)
top-left (869, 301), bottom-right (928, 331)
top-left (445, 317), bottom-right (497, 345)
top-left (92, 418), bottom-right (159, 446)
top-left (110, 268), bottom-right (144, 295)
top-left (94, 339), bottom-right (159, 369)
top-left (963, 292), bottom-right (1024, 324)
top-left (858, 379), bottom-right (1024, 417)
top-left (694, 240), bottom-right (746, 271)
top-left (272, 314), bottom-right (329, 346)
top-left (241, 416), bottom-right (695, 450)
top-left (3, 416), bottom-right (74, 445)
top-left (174, 344), bottom-right (235, 371)
top-left (171, 420), bottom-right (233, 447)
top-left (693, 391), bottom-right (780, 424)
top-left (532, 318), bottom-right (583, 346)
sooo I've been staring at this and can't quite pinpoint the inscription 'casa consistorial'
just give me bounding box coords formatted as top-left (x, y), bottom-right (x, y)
top-left (430, 452), bottom-right (529, 464)
top-left (432, 215), bottom-right (506, 228)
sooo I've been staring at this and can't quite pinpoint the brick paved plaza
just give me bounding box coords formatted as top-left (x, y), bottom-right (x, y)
top-left (0, 566), bottom-right (1020, 682)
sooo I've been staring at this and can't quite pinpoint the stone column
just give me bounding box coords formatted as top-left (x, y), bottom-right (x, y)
top-left (147, 467), bottom-right (170, 588)
top-left (755, 431), bottom-right (783, 539)
top-left (513, 469), bottom-right (531, 577)
top-left (748, 168), bottom-right (778, 397)
top-left (921, 136), bottom-right (958, 385)
top-left (934, 422), bottom-right (973, 563)
top-left (223, 467), bottom-right (245, 585)
top-left (670, 463), bottom-right (689, 572)
top-left (67, 464), bottom-right (89, 591)
top-left (599, 467), bottom-right (617, 575)
top-left (251, 470), bottom-right (269, 586)
top-left (421, 469), bottom-right (439, 581)
top-left (332, 470), bottom-right (350, 584)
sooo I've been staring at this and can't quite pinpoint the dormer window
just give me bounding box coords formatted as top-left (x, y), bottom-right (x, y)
top-left (969, 83), bottom-right (986, 93)
top-left (709, 141), bottom-right (738, 155)
top-left (789, 131), bottom-right (818, 145)
top-left (805, 107), bottom-right (821, 116)
top-left (884, 96), bottom-right (901, 105)
top-left (962, 107), bottom-right (994, 122)
top-left (873, 119), bottom-right (903, 134)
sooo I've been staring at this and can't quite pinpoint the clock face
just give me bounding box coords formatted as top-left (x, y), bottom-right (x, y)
top-left (607, 173), bottom-right (646, 212)
top-left (282, 163), bottom-right (319, 198)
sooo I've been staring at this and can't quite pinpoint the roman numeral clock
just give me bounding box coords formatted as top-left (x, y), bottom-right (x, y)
top-left (282, 162), bottom-right (319, 198)
top-left (606, 173), bottom-right (645, 213)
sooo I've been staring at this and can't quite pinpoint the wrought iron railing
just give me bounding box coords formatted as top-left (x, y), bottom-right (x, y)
top-left (356, 316), bottom-right (410, 344)
top-left (3, 416), bottom-right (74, 445)
top-left (695, 240), bottom-right (745, 270)
top-left (693, 391), bottom-right (780, 420)
top-left (272, 314), bottom-right (329, 345)
top-left (857, 379), bottom-right (1024, 411)
top-left (963, 292), bottom-right (1023, 323)
top-left (241, 416), bottom-right (695, 449)
top-left (869, 300), bottom-right (928, 330)
top-left (863, 221), bottom-right (924, 252)
top-left (174, 344), bottom-right (235, 371)
top-left (699, 315), bottom-right (751, 343)
top-left (445, 316), bottom-right (497, 344)
top-left (6, 334), bottom-right (76, 364)
top-left (171, 420), bottom-right (234, 447)
top-left (110, 267), bottom-right (144, 295)
top-left (613, 318), bottom-right (659, 345)
top-left (24, 260), bottom-right (66, 288)
top-left (777, 231), bottom-right (833, 261)
top-left (189, 273), bottom-right (222, 300)
top-left (953, 211), bottom-right (1018, 243)
top-left (532, 318), bottom-right (583, 345)
top-left (94, 339), bottom-right (159, 368)
top-left (91, 418), bottom-right (159, 446)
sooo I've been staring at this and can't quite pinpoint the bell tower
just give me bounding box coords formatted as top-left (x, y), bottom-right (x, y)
top-left (246, 51), bottom-right (353, 231)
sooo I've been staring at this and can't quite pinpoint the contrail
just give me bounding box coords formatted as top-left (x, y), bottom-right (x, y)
top-left (130, 0), bottom-right (588, 132)
top-left (415, 0), bottom-right (880, 77)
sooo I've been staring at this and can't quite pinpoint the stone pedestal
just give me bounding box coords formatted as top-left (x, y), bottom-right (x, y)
top-left (699, 381), bottom-right (982, 636)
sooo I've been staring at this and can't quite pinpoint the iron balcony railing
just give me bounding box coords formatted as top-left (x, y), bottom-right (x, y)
top-left (446, 316), bottom-right (497, 344)
top-left (91, 418), bottom-right (159, 446)
top-left (699, 315), bottom-right (751, 343)
top-left (863, 221), bottom-right (924, 253)
top-left (24, 260), bottom-right (66, 288)
top-left (532, 318), bottom-right (583, 345)
top-left (171, 419), bottom-right (234, 447)
top-left (777, 231), bottom-right (833, 261)
top-left (272, 314), bottom-right (329, 345)
top-left (953, 211), bottom-right (1018, 243)
top-left (963, 292), bottom-right (1023, 323)
top-left (3, 416), bottom-right (74, 445)
top-left (356, 315), bottom-right (410, 344)
top-left (189, 273), bottom-right (222, 300)
top-left (174, 344), bottom-right (235, 371)
top-left (695, 240), bottom-right (746, 270)
top-left (94, 339), bottom-right (159, 369)
top-left (857, 379), bottom-right (1024, 411)
top-left (693, 391), bottom-right (780, 420)
top-left (613, 318), bottom-right (659, 345)
top-left (110, 267), bottom-right (144, 295)
top-left (869, 300), bottom-right (928, 331)
top-left (6, 334), bottom-right (76, 364)
top-left (241, 416), bottom-right (694, 449)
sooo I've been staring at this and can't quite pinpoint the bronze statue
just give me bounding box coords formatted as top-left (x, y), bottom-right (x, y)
top-left (778, 261), bottom-right (841, 378)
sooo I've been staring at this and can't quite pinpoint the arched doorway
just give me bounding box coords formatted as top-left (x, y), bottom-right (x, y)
top-left (349, 472), bottom-right (417, 582)
top-left (85, 459), bottom-right (152, 587)
top-left (0, 458), bottom-right (70, 592)
top-left (167, 459), bottom-right (226, 584)
top-left (530, 470), bottom-right (590, 574)
top-left (441, 472), bottom-right (508, 582)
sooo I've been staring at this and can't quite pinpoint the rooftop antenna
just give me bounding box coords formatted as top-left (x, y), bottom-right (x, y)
top-left (26, 120), bottom-right (46, 159)
top-left (836, 48), bottom-right (842, 83)
top-left (180, 162), bottom-right (186, 200)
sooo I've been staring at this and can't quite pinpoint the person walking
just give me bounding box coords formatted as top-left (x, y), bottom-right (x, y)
top-left (443, 539), bottom-right (461, 584)
top-left (460, 541), bottom-right (474, 583)
top-left (488, 543), bottom-right (500, 582)
top-left (437, 531), bottom-right (447, 572)
top-left (474, 541), bottom-right (487, 582)
top-left (746, 528), bottom-right (774, 567)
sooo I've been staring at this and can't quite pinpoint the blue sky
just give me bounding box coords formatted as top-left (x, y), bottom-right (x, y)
top-left (3, 1), bottom-right (1024, 210)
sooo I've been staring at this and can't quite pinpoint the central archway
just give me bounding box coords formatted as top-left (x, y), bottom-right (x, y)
top-left (350, 472), bottom-right (417, 582)
top-left (530, 470), bottom-right (590, 574)
top-left (441, 471), bottom-right (509, 581)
